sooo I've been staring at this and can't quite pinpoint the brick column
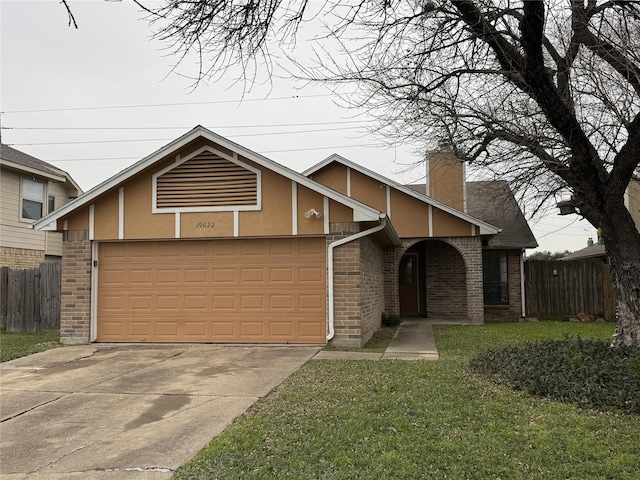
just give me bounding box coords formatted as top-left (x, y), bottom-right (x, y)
top-left (327, 223), bottom-right (363, 348)
top-left (449, 236), bottom-right (484, 324)
top-left (60, 231), bottom-right (92, 344)
top-left (383, 246), bottom-right (400, 315)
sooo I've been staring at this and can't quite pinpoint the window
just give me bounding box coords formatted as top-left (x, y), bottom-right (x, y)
top-left (483, 251), bottom-right (508, 305)
top-left (48, 195), bottom-right (56, 214)
top-left (22, 178), bottom-right (44, 220)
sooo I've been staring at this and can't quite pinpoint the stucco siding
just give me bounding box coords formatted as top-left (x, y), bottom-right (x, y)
top-left (310, 163), bottom-right (348, 195)
top-left (350, 170), bottom-right (387, 212)
top-left (296, 185), bottom-right (325, 235)
top-left (389, 189), bottom-right (430, 237)
top-left (432, 207), bottom-right (474, 237)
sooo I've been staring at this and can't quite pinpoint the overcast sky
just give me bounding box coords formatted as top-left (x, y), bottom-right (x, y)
top-left (0, 0), bottom-right (598, 253)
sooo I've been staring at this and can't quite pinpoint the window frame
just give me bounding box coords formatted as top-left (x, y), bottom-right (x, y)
top-left (48, 194), bottom-right (56, 214)
top-left (20, 177), bottom-right (46, 222)
top-left (482, 250), bottom-right (509, 306)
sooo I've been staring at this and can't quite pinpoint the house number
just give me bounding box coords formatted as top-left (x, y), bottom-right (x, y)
top-left (196, 222), bottom-right (215, 228)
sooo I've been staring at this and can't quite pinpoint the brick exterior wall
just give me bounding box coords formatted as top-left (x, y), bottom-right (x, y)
top-left (384, 236), bottom-right (484, 324)
top-left (484, 249), bottom-right (523, 322)
top-left (328, 223), bottom-right (385, 348)
top-left (60, 231), bottom-right (92, 345)
top-left (0, 247), bottom-right (45, 269)
top-left (424, 241), bottom-right (467, 317)
top-left (359, 236), bottom-right (385, 345)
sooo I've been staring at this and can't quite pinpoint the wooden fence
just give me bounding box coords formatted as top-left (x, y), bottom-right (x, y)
top-left (0, 262), bottom-right (61, 332)
top-left (525, 259), bottom-right (616, 321)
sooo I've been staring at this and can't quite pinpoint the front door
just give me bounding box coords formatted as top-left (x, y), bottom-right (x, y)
top-left (399, 254), bottom-right (419, 316)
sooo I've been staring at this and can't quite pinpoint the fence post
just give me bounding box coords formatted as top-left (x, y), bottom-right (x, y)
top-left (0, 266), bottom-right (8, 328)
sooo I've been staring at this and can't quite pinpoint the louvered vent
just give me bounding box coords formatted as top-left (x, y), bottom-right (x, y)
top-left (157, 152), bottom-right (258, 208)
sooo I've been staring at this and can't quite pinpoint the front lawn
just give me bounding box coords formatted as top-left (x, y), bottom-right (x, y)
top-left (174, 322), bottom-right (639, 480)
top-left (0, 328), bottom-right (62, 362)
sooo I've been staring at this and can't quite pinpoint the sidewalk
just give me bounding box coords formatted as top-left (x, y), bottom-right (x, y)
top-left (314, 318), bottom-right (468, 361)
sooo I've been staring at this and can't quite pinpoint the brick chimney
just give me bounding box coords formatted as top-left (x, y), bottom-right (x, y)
top-left (426, 143), bottom-right (466, 212)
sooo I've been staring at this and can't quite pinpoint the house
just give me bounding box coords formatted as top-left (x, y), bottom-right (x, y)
top-left (626, 173), bottom-right (640, 229)
top-left (560, 171), bottom-right (639, 262)
top-left (34, 126), bottom-right (536, 346)
top-left (1, 144), bottom-right (82, 268)
top-left (559, 244), bottom-right (606, 261)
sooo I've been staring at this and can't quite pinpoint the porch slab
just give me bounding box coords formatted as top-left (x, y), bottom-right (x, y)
top-left (381, 319), bottom-right (439, 360)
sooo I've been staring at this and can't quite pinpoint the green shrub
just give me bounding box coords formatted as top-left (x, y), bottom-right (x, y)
top-left (381, 313), bottom-right (403, 327)
top-left (469, 336), bottom-right (640, 414)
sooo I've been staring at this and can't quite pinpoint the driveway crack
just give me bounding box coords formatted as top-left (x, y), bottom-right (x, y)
top-left (31, 441), bottom-right (96, 473)
top-left (0, 395), bottom-right (64, 423)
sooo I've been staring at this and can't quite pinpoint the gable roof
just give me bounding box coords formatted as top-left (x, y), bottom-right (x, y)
top-left (560, 243), bottom-right (606, 261)
top-left (0, 144), bottom-right (82, 193)
top-left (33, 126), bottom-right (400, 243)
top-left (304, 153), bottom-right (500, 236)
top-left (465, 181), bottom-right (538, 249)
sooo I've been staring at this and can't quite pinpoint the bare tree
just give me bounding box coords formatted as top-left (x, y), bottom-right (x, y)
top-left (77, 1), bottom-right (640, 346)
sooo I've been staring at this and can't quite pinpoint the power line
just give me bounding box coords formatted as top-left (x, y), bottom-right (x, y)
top-left (1, 120), bottom-right (368, 131)
top-left (42, 142), bottom-right (387, 162)
top-left (0, 94), bottom-right (334, 114)
top-left (7, 126), bottom-right (365, 147)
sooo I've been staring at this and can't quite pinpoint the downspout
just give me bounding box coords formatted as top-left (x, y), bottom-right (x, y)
top-left (520, 249), bottom-right (527, 318)
top-left (327, 218), bottom-right (387, 341)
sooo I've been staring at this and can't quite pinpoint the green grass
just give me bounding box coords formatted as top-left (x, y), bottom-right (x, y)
top-left (0, 328), bottom-right (62, 362)
top-left (174, 321), bottom-right (640, 480)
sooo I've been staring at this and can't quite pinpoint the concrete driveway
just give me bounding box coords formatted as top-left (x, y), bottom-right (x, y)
top-left (0, 344), bottom-right (319, 479)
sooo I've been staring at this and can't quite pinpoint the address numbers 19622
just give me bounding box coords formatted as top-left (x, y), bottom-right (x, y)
top-left (196, 222), bottom-right (215, 228)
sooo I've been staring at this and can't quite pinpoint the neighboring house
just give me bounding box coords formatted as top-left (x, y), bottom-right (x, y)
top-left (626, 170), bottom-right (640, 229)
top-left (34, 126), bottom-right (536, 346)
top-left (560, 171), bottom-right (639, 262)
top-left (560, 243), bottom-right (607, 261)
top-left (1, 144), bottom-right (82, 268)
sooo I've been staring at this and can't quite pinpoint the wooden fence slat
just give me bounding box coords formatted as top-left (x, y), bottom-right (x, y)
top-left (525, 258), bottom-right (615, 320)
top-left (4, 262), bottom-right (61, 332)
top-left (0, 266), bottom-right (9, 327)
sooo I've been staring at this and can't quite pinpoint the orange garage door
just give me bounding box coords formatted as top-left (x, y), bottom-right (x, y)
top-left (97, 237), bottom-right (326, 343)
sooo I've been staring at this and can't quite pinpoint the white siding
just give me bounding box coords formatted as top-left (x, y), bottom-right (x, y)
top-left (0, 167), bottom-right (72, 256)
top-left (628, 179), bottom-right (640, 232)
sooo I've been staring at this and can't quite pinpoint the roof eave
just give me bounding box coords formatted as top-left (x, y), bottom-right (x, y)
top-left (1, 159), bottom-right (67, 183)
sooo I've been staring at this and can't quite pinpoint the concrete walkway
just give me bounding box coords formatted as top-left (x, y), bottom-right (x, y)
top-left (314, 318), bottom-right (471, 361)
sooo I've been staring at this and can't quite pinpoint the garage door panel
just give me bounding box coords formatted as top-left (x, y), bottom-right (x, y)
top-left (270, 268), bottom-right (293, 282)
top-left (213, 269), bottom-right (236, 283)
top-left (298, 267), bottom-right (324, 283)
top-left (157, 269), bottom-right (179, 284)
top-left (241, 295), bottom-right (264, 309)
top-left (98, 238), bottom-right (326, 343)
top-left (185, 268), bottom-right (208, 284)
top-left (241, 268), bottom-right (264, 282)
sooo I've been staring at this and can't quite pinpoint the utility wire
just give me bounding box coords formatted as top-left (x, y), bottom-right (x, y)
top-left (1, 120), bottom-right (368, 131)
top-left (41, 142), bottom-right (387, 162)
top-left (7, 126), bottom-right (365, 146)
top-left (0, 94), bottom-right (334, 114)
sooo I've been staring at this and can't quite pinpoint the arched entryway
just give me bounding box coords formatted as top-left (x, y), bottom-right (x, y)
top-left (398, 240), bottom-right (468, 318)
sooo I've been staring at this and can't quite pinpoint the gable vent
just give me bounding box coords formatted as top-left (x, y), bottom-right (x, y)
top-left (156, 151), bottom-right (258, 208)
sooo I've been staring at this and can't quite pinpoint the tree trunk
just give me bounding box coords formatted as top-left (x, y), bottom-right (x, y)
top-left (600, 201), bottom-right (640, 348)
